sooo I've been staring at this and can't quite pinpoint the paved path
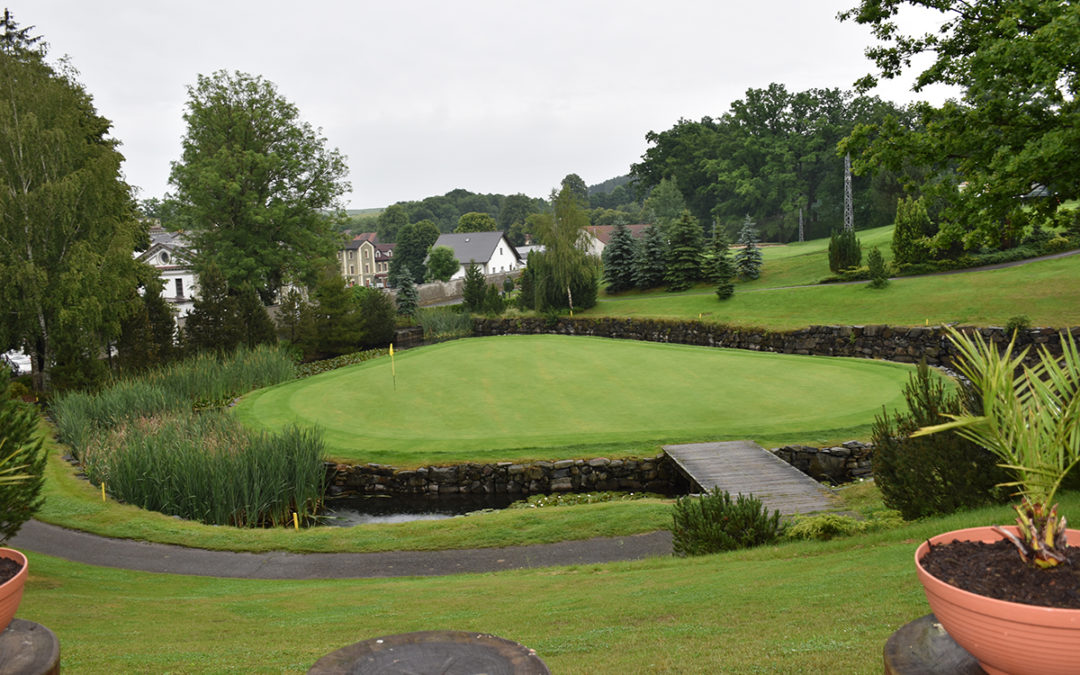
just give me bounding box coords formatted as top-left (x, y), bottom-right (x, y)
top-left (10, 519), bottom-right (672, 580)
top-left (664, 441), bottom-right (838, 515)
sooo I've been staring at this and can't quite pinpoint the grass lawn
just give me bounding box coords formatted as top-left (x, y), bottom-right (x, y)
top-left (587, 253), bottom-right (1080, 329)
top-left (19, 491), bottom-right (1080, 674)
top-left (232, 335), bottom-right (917, 466)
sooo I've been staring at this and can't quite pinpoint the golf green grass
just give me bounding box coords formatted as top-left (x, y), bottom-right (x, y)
top-left (233, 335), bottom-right (916, 465)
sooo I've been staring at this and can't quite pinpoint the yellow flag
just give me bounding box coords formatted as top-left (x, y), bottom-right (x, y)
top-left (390, 343), bottom-right (394, 357)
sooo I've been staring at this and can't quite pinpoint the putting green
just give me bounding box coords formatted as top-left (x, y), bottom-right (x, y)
top-left (233, 335), bottom-right (917, 465)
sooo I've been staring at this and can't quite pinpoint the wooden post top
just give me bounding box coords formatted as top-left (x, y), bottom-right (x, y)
top-left (0, 619), bottom-right (60, 675)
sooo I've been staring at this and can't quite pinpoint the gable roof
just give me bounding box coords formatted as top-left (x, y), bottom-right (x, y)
top-left (432, 231), bottom-right (520, 265)
top-left (585, 224), bottom-right (649, 244)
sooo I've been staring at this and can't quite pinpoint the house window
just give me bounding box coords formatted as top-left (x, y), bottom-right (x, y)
top-left (365, 264), bottom-right (370, 273)
top-left (499, 247), bottom-right (503, 255)
top-left (175, 278), bottom-right (184, 298)
top-left (160, 251), bottom-right (170, 264)
top-left (350, 265), bottom-right (355, 274)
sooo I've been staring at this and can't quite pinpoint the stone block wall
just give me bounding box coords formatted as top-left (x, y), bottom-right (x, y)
top-left (326, 454), bottom-right (685, 498)
top-left (772, 442), bottom-right (873, 484)
top-left (474, 317), bottom-right (1075, 367)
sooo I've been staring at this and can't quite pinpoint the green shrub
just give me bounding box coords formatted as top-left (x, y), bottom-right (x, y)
top-left (784, 513), bottom-right (864, 541)
top-left (295, 348), bottom-right (387, 379)
top-left (0, 379), bottom-right (46, 543)
top-left (866, 247), bottom-right (889, 289)
top-left (891, 196), bottom-right (933, 265)
top-left (671, 488), bottom-right (782, 557)
top-left (1005, 314), bottom-right (1031, 336)
top-left (870, 359), bottom-right (1009, 520)
top-left (828, 228), bottom-right (861, 273)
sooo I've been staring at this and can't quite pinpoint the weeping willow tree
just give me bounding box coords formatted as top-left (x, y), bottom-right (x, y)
top-left (530, 183), bottom-right (599, 312)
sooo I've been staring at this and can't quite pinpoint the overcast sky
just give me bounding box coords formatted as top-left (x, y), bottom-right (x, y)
top-left (21, 1), bottom-right (954, 209)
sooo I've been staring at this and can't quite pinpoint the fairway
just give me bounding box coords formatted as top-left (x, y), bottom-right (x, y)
top-left (234, 335), bottom-right (915, 465)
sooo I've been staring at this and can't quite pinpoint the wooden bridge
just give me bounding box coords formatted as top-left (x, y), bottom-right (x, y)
top-left (663, 441), bottom-right (839, 515)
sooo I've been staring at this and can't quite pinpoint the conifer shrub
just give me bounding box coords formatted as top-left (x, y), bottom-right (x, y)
top-left (671, 488), bottom-right (782, 557)
top-left (870, 359), bottom-right (1009, 520)
top-left (866, 247), bottom-right (889, 289)
top-left (828, 228), bottom-right (862, 272)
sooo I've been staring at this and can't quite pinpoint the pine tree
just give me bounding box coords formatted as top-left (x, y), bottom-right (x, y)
top-left (395, 265), bottom-right (419, 317)
top-left (482, 283), bottom-right (505, 315)
top-left (183, 264), bottom-right (242, 355)
top-left (602, 222), bottom-right (638, 293)
top-left (633, 224), bottom-right (667, 290)
top-left (462, 263), bottom-right (486, 312)
top-left (867, 247), bottom-right (889, 289)
top-left (706, 230), bottom-right (736, 300)
top-left (235, 284), bottom-right (277, 348)
top-left (312, 270), bottom-right (360, 358)
top-left (828, 228), bottom-right (862, 272)
top-left (734, 216), bottom-right (763, 280)
top-left (665, 210), bottom-right (703, 292)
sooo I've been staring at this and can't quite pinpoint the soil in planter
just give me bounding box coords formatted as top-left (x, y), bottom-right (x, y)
top-left (0, 557), bottom-right (23, 586)
top-left (922, 538), bottom-right (1080, 609)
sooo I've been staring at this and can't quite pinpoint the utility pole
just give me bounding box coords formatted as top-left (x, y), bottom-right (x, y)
top-left (843, 153), bottom-right (854, 233)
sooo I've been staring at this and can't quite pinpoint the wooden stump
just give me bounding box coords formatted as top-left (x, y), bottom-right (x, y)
top-left (884, 614), bottom-right (985, 674)
top-left (308, 630), bottom-right (550, 674)
top-left (0, 619), bottom-right (60, 675)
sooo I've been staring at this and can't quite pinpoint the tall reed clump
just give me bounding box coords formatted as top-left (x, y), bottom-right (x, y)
top-left (418, 306), bottom-right (473, 340)
top-left (51, 345), bottom-right (324, 527)
top-left (81, 413), bottom-right (325, 527)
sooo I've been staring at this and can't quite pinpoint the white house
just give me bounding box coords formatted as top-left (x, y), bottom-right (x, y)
top-left (583, 224), bottom-right (650, 257)
top-left (430, 231), bottom-right (522, 280)
top-left (137, 226), bottom-right (199, 317)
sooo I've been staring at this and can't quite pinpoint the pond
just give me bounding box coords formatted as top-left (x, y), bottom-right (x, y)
top-left (320, 493), bottom-right (518, 526)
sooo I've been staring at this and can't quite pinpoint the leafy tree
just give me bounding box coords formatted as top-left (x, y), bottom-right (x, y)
top-left (665, 211), bottom-right (704, 292)
top-left (395, 266), bottom-right (419, 317)
top-left (506, 221), bottom-right (530, 247)
top-left (633, 224), bottom-right (668, 290)
top-left (734, 216), bottom-right (763, 280)
top-left (560, 173), bottom-right (589, 207)
top-left (867, 247), bottom-right (889, 289)
top-left (0, 373), bottom-right (46, 543)
top-left (841, 0), bottom-right (1080, 249)
top-left (377, 204), bottom-right (409, 242)
top-left (183, 264), bottom-right (242, 355)
top-left (426, 246), bottom-right (460, 282)
top-left (0, 13), bottom-right (145, 393)
top-left (498, 193), bottom-right (536, 231)
top-left (828, 228), bottom-right (862, 272)
top-left (455, 211), bottom-right (498, 233)
top-left (389, 220), bottom-right (439, 286)
top-left (532, 183), bottom-right (598, 312)
top-left (891, 195), bottom-right (932, 265)
top-left (354, 287), bottom-right (395, 349)
top-left (462, 262), bottom-right (487, 312)
top-left (169, 70), bottom-right (348, 303)
top-left (601, 222), bottom-right (638, 293)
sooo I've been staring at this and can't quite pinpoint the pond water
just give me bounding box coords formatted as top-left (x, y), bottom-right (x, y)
top-left (320, 493), bottom-right (518, 526)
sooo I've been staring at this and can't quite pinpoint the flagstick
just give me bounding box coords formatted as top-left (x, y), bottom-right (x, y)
top-left (390, 343), bottom-right (396, 391)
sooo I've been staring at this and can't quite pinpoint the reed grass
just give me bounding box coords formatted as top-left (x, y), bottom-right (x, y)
top-left (417, 306), bottom-right (473, 340)
top-left (50, 345), bottom-right (321, 527)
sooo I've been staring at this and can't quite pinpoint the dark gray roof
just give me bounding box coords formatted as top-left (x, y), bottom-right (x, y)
top-left (432, 231), bottom-right (519, 265)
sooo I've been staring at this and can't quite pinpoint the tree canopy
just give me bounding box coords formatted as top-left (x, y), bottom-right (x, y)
top-left (169, 70), bottom-right (349, 303)
top-left (0, 12), bottom-right (145, 392)
top-left (841, 0), bottom-right (1080, 250)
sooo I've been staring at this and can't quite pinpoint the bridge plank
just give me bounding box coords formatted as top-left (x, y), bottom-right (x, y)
top-left (664, 441), bottom-right (838, 515)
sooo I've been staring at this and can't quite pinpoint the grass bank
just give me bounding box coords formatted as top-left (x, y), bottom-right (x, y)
top-left (20, 492), bottom-right (1080, 673)
top-left (232, 335), bottom-right (916, 465)
top-left (587, 253), bottom-right (1080, 329)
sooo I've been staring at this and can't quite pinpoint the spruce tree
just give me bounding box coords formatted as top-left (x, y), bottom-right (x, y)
top-left (235, 284), bottom-right (277, 348)
top-left (395, 265), bottom-right (419, 317)
top-left (312, 270), bottom-right (360, 358)
top-left (665, 210), bottom-right (703, 292)
top-left (707, 230), bottom-right (736, 300)
top-left (462, 263), bottom-right (486, 312)
top-left (183, 263), bottom-right (242, 355)
top-left (482, 283), bottom-right (505, 315)
top-left (734, 216), bottom-right (763, 280)
top-left (633, 224), bottom-right (667, 290)
top-left (602, 222), bottom-right (637, 293)
top-left (828, 228), bottom-right (862, 272)
top-left (867, 247), bottom-right (889, 289)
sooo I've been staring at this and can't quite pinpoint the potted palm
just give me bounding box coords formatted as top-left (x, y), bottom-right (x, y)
top-left (0, 372), bottom-right (47, 633)
top-left (911, 327), bottom-right (1080, 675)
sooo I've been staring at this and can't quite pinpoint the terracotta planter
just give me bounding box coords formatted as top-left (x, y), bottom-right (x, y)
top-left (0, 548), bottom-right (27, 633)
top-left (915, 526), bottom-right (1080, 675)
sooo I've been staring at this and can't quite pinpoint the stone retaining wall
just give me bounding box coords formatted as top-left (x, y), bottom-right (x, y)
top-left (772, 442), bottom-right (873, 484)
top-left (474, 317), bottom-right (1075, 367)
top-left (326, 454), bottom-right (685, 498)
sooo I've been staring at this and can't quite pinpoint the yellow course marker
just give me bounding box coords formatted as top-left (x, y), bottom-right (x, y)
top-left (101, 483), bottom-right (106, 502)
top-left (292, 512), bottom-right (299, 530)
